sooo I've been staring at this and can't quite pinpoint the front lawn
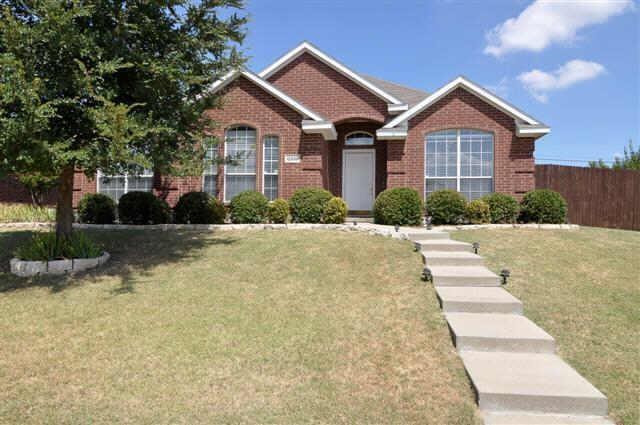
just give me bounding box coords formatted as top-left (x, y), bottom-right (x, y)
top-left (0, 229), bottom-right (479, 424)
top-left (452, 227), bottom-right (639, 425)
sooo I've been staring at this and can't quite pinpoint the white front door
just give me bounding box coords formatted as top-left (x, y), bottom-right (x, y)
top-left (342, 149), bottom-right (375, 211)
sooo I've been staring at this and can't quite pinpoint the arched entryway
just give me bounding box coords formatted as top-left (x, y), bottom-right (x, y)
top-left (328, 119), bottom-right (387, 214)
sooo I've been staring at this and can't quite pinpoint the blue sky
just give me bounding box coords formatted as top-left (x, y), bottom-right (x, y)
top-left (239, 0), bottom-right (638, 165)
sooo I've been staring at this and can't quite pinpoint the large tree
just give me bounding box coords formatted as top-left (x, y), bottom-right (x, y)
top-left (0, 0), bottom-right (246, 237)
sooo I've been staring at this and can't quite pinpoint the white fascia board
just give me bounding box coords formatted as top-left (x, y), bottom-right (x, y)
top-left (384, 76), bottom-right (543, 129)
top-left (259, 41), bottom-right (404, 105)
top-left (516, 123), bottom-right (551, 137)
top-left (302, 120), bottom-right (337, 140)
top-left (207, 69), bottom-right (325, 122)
top-left (376, 128), bottom-right (407, 140)
top-left (388, 103), bottom-right (409, 114)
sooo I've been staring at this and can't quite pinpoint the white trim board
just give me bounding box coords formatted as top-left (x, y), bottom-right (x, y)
top-left (207, 69), bottom-right (325, 122)
top-left (383, 76), bottom-right (550, 136)
top-left (258, 41), bottom-right (404, 106)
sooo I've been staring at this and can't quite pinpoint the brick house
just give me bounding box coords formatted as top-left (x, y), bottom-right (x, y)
top-left (1, 41), bottom-right (550, 212)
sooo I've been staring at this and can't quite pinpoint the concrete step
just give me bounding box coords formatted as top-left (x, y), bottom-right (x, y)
top-left (422, 250), bottom-right (484, 267)
top-left (483, 411), bottom-right (614, 425)
top-left (429, 265), bottom-right (501, 287)
top-left (446, 313), bottom-right (556, 353)
top-left (435, 286), bottom-right (523, 314)
top-left (406, 231), bottom-right (450, 241)
top-left (415, 239), bottom-right (472, 252)
top-left (460, 351), bottom-right (608, 416)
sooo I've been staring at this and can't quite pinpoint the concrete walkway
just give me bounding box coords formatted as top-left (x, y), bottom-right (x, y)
top-left (410, 229), bottom-right (614, 425)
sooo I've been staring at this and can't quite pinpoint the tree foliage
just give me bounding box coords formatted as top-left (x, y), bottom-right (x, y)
top-left (589, 140), bottom-right (640, 171)
top-left (0, 0), bottom-right (247, 236)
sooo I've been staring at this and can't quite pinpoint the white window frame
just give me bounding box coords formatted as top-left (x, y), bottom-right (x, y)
top-left (345, 131), bottom-right (375, 146)
top-left (223, 125), bottom-right (257, 203)
top-left (424, 129), bottom-right (494, 198)
top-left (202, 143), bottom-right (219, 197)
top-left (96, 168), bottom-right (154, 201)
top-left (262, 135), bottom-right (280, 201)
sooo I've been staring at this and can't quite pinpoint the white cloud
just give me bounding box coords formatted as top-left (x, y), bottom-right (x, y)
top-left (518, 59), bottom-right (606, 102)
top-left (484, 0), bottom-right (634, 57)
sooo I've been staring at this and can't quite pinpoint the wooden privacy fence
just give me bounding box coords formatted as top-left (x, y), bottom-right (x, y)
top-left (535, 165), bottom-right (640, 230)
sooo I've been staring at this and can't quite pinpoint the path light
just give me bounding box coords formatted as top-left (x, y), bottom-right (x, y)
top-left (394, 224), bottom-right (400, 232)
top-left (500, 269), bottom-right (511, 285)
top-left (353, 220), bottom-right (357, 226)
top-left (425, 215), bottom-right (433, 230)
top-left (472, 242), bottom-right (480, 254)
top-left (422, 267), bottom-right (433, 282)
top-left (414, 242), bottom-right (421, 252)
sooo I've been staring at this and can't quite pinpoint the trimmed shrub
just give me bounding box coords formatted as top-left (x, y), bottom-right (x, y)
top-left (323, 197), bottom-right (347, 224)
top-left (174, 191), bottom-right (225, 224)
top-left (118, 191), bottom-right (171, 225)
top-left (373, 188), bottom-right (423, 226)
top-left (289, 187), bottom-right (333, 223)
top-left (465, 199), bottom-right (490, 224)
top-left (481, 193), bottom-right (520, 224)
top-left (425, 189), bottom-right (466, 225)
top-left (268, 198), bottom-right (289, 224)
top-left (229, 190), bottom-right (269, 224)
top-left (14, 231), bottom-right (102, 261)
top-left (520, 189), bottom-right (568, 224)
top-left (78, 193), bottom-right (116, 224)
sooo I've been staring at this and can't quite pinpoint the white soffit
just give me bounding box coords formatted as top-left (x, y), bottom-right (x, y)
top-left (259, 41), bottom-right (405, 106)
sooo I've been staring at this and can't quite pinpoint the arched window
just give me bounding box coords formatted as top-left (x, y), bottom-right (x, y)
top-left (345, 132), bottom-right (374, 146)
top-left (224, 126), bottom-right (257, 201)
top-left (263, 135), bottom-right (279, 201)
top-left (425, 129), bottom-right (493, 200)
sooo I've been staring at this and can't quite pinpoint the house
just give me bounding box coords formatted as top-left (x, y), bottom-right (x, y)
top-left (1, 41), bottom-right (550, 212)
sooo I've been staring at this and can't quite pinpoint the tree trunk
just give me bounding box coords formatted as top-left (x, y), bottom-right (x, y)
top-left (55, 166), bottom-right (75, 239)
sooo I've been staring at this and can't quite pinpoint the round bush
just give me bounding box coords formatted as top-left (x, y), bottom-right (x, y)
top-left (520, 189), bottom-right (567, 224)
top-left (289, 187), bottom-right (333, 223)
top-left (481, 193), bottom-right (520, 224)
top-left (465, 199), bottom-right (490, 224)
top-left (323, 197), bottom-right (347, 224)
top-left (425, 189), bottom-right (466, 225)
top-left (373, 188), bottom-right (423, 226)
top-left (174, 191), bottom-right (225, 224)
top-left (117, 191), bottom-right (171, 225)
top-left (78, 193), bottom-right (116, 224)
top-left (229, 190), bottom-right (269, 224)
top-left (268, 198), bottom-right (289, 224)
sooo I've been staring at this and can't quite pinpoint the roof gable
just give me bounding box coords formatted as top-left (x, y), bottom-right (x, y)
top-left (207, 69), bottom-right (325, 121)
top-left (259, 41), bottom-right (405, 106)
top-left (385, 76), bottom-right (546, 129)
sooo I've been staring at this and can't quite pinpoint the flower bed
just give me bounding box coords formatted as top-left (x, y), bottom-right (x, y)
top-left (10, 251), bottom-right (110, 277)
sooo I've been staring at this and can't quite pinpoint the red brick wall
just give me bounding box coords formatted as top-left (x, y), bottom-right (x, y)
top-left (267, 52), bottom-right (390, 123)
top-left (205, 75), bottom-right (325, 201)
top-left (390, 87), bottom-right (536, 199)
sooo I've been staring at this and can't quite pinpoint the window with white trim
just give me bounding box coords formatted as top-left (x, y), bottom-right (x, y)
top-left (263, 135), bottom-right (279, 201)
top-left (345, 132), bottom-right (374, 146)
top-left (224, 126), bottom-right (256, 201)
top-left (98, 167), bottom-right (154, 202)
top-left (425, 129), bottom-right (493, 200)
top-left (203, 143), bottom-right (219, 197)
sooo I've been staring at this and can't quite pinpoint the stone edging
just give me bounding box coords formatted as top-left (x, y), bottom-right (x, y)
top-left (10, 252), bottom-right (110, 277)
top-left (0, 222), bottom-right (579, 233)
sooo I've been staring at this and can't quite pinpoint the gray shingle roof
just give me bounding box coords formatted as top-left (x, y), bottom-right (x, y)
top-left (358, 74), bottom-right (430, 107)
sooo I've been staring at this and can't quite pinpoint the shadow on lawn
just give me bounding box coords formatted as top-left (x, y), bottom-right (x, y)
top-left (0, 229), bottom-right (237, 294)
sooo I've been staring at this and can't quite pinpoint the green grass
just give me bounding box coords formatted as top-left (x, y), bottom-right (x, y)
top-left (0, 203), bottom-right (55, 223)
top-left (0, 229), bottom-right (480, 425)
top-left (452, 227), bottom-right (640, 425)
